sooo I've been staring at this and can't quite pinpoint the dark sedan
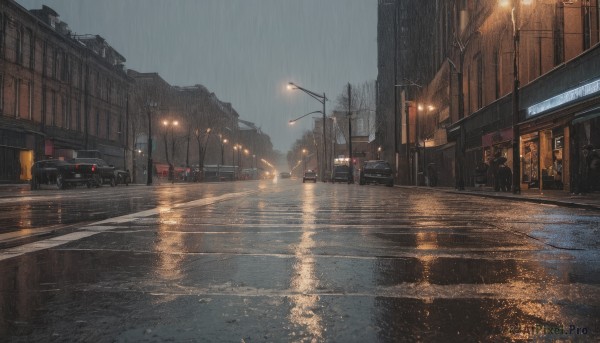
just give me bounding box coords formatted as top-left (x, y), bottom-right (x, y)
top-left (302, 170), bottom-right (317, 183)
top-left (70, 158), bottom-right (116, 186)
top-left (359, 160), bottom-right (394, 187)
top-left (331, 165), bottom-right (351, 183)
top-left (31, 159), bottom-right (97, 190)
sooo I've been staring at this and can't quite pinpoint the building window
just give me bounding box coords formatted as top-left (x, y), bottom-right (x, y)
top-left (17, 80), bottom-right (30, 120)
top-left (16, 25), bottom-right (23, 65)
top-left (476, 53), bottom-right (483, 110)
top-left (0, 13), bottom-right (4, 57)
top-left (0, 74), bottom-right (3, 114)
top-left (42, 42), bottom-right (47, 77)
top-left (62, 96), bottom-right (68, 129)
top-left (76, 98), bottom-right (82, 132)
top-left (96, 111), bottom-right (100, 136)
top-left (51, 91), bottom-right (56, 126)
top-left (494, 48), bottom-right (500, 100)
top-left (52, 49), bottom-right (58, 79)
top-left (28, 28), bottom-right (34, 69)
top-left (554, 3), bottom-right (565, 66)
top-left (41, 87), bottom-right (46, 126)
top-left (14, 79), bottom-right (19, 118)
top-left (106, 111), bottom-right (111, 139)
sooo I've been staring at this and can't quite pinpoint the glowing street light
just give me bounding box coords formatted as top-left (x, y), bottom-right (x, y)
top-left (288, 82), bottom-right (327, 181)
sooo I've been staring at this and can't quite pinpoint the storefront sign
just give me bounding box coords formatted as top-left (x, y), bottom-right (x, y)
top-left (527, 78), bottom-right (600, 118)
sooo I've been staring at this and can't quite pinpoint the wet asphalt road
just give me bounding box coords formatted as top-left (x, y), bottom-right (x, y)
top-left (1, 179), bottom-right (599, 342)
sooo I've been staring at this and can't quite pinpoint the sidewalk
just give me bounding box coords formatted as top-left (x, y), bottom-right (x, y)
top-left (397, 185), bottom-right (600, 211)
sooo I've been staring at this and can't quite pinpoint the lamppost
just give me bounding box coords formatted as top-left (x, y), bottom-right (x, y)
top-left (146, 101), bottom-right (158, 186)
top-left (500, 0), bottom-right (530, 194)
top-left (396, 81), bottom-right (423, 185)
top-left (377, 147), bottom-right (382, 160)
top-left (162, 119), bottom-right (179, 181)
top-left (288, 110), bottom-right (323, 125)
top-left (416, 104), bottom-right (435, 186)
top-left (288, 82), bottom-right (328, 182)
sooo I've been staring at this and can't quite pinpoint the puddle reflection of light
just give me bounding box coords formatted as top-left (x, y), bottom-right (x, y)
top-left (154, 189), bottom-right (185, 295)
top-left (288, 185), bottom-right (323, 340)
top-left (19, 203), bottom-right (32, 228)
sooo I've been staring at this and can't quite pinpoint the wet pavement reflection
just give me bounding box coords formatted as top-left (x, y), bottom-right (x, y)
top-left (0, 180), bottom-right (599, 341)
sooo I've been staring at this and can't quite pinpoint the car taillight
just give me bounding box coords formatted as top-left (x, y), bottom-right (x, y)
top-left (92, 164), bottom-right (96, 172)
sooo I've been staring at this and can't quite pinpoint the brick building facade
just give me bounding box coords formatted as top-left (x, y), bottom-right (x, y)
top-left (0, 2), bottom-right (130, 182)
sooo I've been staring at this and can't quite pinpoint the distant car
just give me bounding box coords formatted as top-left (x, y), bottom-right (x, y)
top-left (331, 165), bottom-right (351, 183)
top-left (70, 158), bottom-right (116, 186)
top-left (30, 159), bottom-right (97, 190)
top-left (302, 170), bottom-right (317, 183)
top-left (279, 172), bottom-right (291, 179)
top-left (359, 160), bottom-right (394, 187)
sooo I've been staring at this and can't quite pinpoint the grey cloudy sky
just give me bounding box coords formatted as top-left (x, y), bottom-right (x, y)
top-left (17, 0), bottom-right (377, 152)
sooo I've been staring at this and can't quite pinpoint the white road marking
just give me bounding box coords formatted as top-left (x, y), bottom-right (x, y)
top-left (0, 191), bottom-right (255, 261)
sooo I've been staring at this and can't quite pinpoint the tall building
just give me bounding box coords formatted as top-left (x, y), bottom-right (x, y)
top-left (0, 2), bottom-right (130, 182)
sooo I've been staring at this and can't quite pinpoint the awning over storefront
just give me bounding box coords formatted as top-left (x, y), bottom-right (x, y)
top-left (482, 128), bottom-right (513, 147)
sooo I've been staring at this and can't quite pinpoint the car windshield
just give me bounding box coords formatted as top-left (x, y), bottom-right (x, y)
top-left (73, 158), bottom-right (105, 166)
top-left (365, 162), bottom-right (390, 169)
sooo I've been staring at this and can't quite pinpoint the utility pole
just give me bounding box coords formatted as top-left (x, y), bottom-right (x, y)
top-left (347, 83), bottom-right (353, 183)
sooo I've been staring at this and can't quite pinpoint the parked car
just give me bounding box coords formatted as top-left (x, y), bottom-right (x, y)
top-left (279, 171), bottom-right (291, 179)
top-left (359, 160), bottom-right (394, 187)
top-left (30, 159), bottom-right (97, 190)
top-left (302, 170), bottom-right (317, 183)
top-left (331, 165), bottom-right (351, 183)
top-left (70, 158), bottom-right (116, 186)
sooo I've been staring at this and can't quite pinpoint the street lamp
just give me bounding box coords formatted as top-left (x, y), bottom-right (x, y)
top-left (288, 110), bottom-right (323, 125)
top-left (500, 0), bottom-right (530, 194)
top-left (288, 82), bottom-right (328, 182)
top-left (377, 146), bottom-right (382, 159)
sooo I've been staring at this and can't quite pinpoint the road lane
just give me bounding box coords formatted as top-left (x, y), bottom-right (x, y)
top-left (1, 179), bottom-right (599, 341)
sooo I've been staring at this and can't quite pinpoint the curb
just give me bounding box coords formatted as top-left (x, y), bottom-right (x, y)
top-left (395, 185), bottom-right (600, 211)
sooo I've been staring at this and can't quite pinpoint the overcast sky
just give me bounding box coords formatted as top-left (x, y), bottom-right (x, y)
top-left (17, 0), bottom-right (377, 153)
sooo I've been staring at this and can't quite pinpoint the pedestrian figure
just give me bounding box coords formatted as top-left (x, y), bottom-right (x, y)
top-left (491, 151), bottom-right (507, 191)
top-left (427, 163), bottom-right (437, 187)
top-left (497, 164), bottom-right (512, 192)
top-left (584, 144), bottom-right (600, 192)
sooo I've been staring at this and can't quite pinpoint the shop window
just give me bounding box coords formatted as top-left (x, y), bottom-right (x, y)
top-left (522, 136), bottom-right (539, 188)
top-left (20, 150), bottom-right (33, 181)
